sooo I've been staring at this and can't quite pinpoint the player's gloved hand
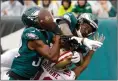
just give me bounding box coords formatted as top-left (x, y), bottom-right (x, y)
top-left (71, 36), bottom-right (83, 45)
top-left (71, 51), bottom-right (80, 63)
top-left (92, 32), bottom-right (105, 51)
top-left (71, 36), bottom-right (103, 50)
top-left (83, 38), bottom-right (103, 50)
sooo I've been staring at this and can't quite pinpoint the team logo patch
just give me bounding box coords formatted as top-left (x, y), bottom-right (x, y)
top-left (27, 33), bottom-right (39, 39)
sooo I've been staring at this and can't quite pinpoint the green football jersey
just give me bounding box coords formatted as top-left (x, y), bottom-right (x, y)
top-left (10, 27), bottom-right (53, 79)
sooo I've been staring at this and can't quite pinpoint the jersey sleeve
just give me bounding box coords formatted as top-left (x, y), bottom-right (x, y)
top-left (22, 27), bottom-right (41, 40)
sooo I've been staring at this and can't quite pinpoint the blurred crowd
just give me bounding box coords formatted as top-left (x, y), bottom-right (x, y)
top-left (1, 0), bottom-right (117, 18)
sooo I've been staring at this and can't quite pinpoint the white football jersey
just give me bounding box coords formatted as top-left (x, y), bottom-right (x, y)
top-left (34, 59), bottom-right (76, 80)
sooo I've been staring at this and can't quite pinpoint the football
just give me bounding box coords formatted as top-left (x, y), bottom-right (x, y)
top-left (55, 50), bottom-right (73, 69)
top-left (38, 9), bottom-right (56, 31)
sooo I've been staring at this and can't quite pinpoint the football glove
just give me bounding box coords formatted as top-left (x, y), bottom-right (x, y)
top-left (92, 32), bottom-right (105, 51)
top-left (70, 36), bottom-right (83, 45)
top-left (71, 51), bottom-right (81, 63)
top-left (71, 36), bottom-right (103, 50)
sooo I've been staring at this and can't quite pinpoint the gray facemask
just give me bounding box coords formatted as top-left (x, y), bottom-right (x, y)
top-left (76, 26), bottom-right (83, 37)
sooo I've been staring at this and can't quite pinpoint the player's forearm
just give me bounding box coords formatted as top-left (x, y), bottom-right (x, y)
top-left (82, 50), bottom-right (94, 70)
top-left (48, 40), bottom-right (60, 62)
top-left (72, 50), bottom-right (94, 77)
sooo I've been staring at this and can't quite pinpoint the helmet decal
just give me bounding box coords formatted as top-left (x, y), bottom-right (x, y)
top-left (21, 7), bottom-right (40, 27)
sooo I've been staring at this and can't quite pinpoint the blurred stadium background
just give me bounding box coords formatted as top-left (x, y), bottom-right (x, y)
top-left (0, 0), bottom-right (117, 80)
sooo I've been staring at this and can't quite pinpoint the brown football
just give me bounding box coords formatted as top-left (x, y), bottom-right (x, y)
top-left (38, 9), bottom-right (56, 31)
top-left (55, 51), bottom-right (73, 69)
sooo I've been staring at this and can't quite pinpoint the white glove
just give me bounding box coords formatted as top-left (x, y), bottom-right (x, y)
top-left (83, 38), bottom-right (103, 50)
top-left (92, 33), bottom-right (105, 51)
top-left (71, 36), bottom-right (103, 50)
top-left (71, 36), bottom-right (83, 45)
top-left (71, 51), bottom-right (80, 63)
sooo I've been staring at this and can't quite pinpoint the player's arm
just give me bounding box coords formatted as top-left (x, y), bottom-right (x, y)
top-left (28, 35), bottom-right (61, 62)
top-left (72, 50), bottom-right (94, 79)
top-left (71, 33), bottom-right (105, 79)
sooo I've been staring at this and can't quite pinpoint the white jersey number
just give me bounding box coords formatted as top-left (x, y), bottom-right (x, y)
top-left (32, 57), bottom-right (42, 67)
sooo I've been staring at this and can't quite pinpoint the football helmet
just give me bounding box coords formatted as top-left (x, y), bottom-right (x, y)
top-left (22, 6), bottom-right (40, 28)
top-left (22, 7), bottom-right (60, 34)
top-left (76, 13), bottom-right (98, 37)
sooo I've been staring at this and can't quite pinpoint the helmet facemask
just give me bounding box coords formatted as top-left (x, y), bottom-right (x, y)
top-left (75, 13), bottom-right (98, 37)
top-left (76, 18), bottom-right (97, 38)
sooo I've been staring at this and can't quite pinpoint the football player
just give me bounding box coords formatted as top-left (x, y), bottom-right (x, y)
top-left (32, 13), bottom-right (105, 80)
top-left (7, 7), bottom-right (62, 80)
top-left (33, 33), bottom-right (105, 80)
top-left (1, 7), bottom-right (102, 80)
top-left (1, 33), bottom-right (104, 80)
top-left (53, 12), bottom-right (102, 58)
